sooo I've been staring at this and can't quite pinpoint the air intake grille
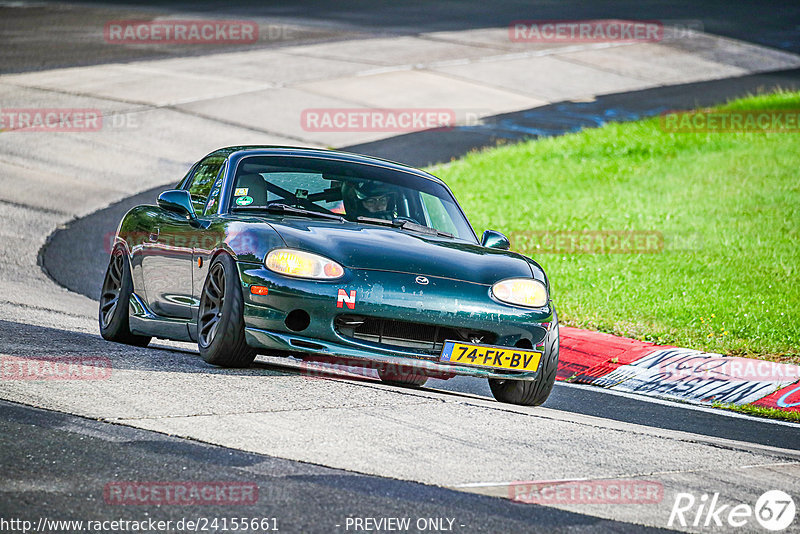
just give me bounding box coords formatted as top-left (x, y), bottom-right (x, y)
top-left (335, 315), bottom-right (496, 354)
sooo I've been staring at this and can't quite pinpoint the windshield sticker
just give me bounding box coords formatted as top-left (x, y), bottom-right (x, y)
top-left (235, 195), bottom-right (253, 206)
top-left (234, 188), bottom-right (249, 196)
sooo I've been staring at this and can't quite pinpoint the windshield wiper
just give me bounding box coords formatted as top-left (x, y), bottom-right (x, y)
top-left (234, 203), bottom-right (344, 222)
top-left (398, 219), bottom-right (454, 238)
top-left (355, 216), bottom-right (395, 227)
top-left (356, 216), bottom-right (454, 238)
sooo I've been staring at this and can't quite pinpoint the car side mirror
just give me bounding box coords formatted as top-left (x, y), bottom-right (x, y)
top-left (481, 230), bottom-right (510, 250)
top-left (157, 190), bottom-right (196, 220)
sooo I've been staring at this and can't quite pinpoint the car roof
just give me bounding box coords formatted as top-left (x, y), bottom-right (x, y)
top-left (204, 145), bottom-right (446, 185)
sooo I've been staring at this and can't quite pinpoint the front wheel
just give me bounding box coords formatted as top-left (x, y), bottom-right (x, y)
top-left (198, 253), bottom-right (256, 368)
top-left (99, 247), bottom-right (151, 347)
top-left (489, 322), bottom-right (559, 406)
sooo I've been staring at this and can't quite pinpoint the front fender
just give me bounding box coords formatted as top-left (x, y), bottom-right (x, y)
top-left (192, 220), bottom-right (286, 306)
top-left (521, 255), bottom-right (549, 291)
top-left (222, 220), bottom-right (286, 263)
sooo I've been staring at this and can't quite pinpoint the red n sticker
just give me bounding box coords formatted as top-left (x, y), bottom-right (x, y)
top-left (337, 289), bottom-right (356, 309)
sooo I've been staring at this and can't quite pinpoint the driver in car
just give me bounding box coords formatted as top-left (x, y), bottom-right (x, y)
top-left (342, 181), bottom-right (397, 220)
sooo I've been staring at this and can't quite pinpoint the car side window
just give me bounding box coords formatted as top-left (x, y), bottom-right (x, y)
top-left (177, 163), bottom-right (197, 189)
top-left (186, 156), bottom-right (225, 214)
top-left (419, 192), bottom-right (459, 236)
top-left (203, 176), bottom-right (224, 215)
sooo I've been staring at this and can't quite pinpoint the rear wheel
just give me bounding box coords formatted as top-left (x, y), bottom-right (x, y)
top-left (489, 322), bottom-right (559, 406)
top-left (377, 363), bottom-right (428, 387)
top-left (198, 254), bottom-right (256, 368)
top-left (98, 247), bottom-right (151, 347)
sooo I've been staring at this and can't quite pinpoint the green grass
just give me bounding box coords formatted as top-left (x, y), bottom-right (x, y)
top-left (432, 91), bottom-right (800, 363)
top-left (712, 402), bottom-right (800, 423)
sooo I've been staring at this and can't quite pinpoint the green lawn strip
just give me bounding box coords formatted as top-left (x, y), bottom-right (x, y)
top-left (432, 91), bottom-right (800, 363)
top-left (711, 401), bottom-right (800, 423)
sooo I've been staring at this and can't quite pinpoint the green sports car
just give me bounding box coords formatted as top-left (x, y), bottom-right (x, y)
top-left (99, 146), bottom-right (559, 406)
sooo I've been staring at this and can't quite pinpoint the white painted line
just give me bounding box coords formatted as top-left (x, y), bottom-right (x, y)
top-left (455, 476), bottom-right (609, 488)
top-left (556, 380), bottom-right (800, 428)
top-left (334, 377), bottom-right (800, 459)
top-left (426, 41), bottom-right (636, 69)
top-left (352, 65), bottom-right (415, 77)
top-left (453, 460), bottom-right (800, 489)
top-left (740, 461), bottom-right (800, 469)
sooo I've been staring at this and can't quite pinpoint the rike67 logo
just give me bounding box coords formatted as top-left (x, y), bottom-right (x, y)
top-left (669, 490), bottom-right (796, 531)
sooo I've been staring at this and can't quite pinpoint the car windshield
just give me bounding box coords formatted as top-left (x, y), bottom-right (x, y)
top-left (230, 155), bottom-right (476, 241)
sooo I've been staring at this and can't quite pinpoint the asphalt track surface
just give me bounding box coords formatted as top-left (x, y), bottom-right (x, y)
top-left (2, 399), bottom-right (666, 533)
top-left (4, 2), bottom-right (800, 532)
top-left (2, 0), bottom-right (799, 74)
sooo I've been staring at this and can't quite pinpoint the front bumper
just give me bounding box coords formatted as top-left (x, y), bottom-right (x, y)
top-left (237, 262), bottom-right (555, 380)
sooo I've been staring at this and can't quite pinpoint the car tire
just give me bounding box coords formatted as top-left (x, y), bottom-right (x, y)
top-left (488, 321), bottom-right (559, 406)
top-left (378, 364), bottom-right (428, 387)
top-left (99, 247), bottom-right (151, 347)
top-left (198, 253), bottom-right (256, 368)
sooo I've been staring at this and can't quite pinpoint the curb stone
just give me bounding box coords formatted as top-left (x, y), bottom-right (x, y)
top-left (558, 326), bottom-right (800, 414)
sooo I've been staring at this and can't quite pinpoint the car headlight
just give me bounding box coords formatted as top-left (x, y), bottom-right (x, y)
top-left (491, 278), bottom-right (548, 307)
top-left (265, 249), bottom-right (344, 279)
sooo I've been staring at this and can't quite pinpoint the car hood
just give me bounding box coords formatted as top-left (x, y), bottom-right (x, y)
top-left (268, 219), bottom-right (533, 285)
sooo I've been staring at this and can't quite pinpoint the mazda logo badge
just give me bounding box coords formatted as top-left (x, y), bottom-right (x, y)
top-left (415, 276), bottom-right (429, 285)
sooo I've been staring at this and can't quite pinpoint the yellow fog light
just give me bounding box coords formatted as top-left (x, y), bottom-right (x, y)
top-left (491, 278), bottom-right (548, 308)
top-left (265, 249), bottom-right (344, 279)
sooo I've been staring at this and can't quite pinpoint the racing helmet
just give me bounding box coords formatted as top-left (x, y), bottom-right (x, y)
top-left (342, 181), bottom-right (397, 220)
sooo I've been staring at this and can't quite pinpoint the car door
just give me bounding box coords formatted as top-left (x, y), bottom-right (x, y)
top-left (189, 172), bottom-right (225, 333)
top-left (141, 155), bottom-right (225, 319)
